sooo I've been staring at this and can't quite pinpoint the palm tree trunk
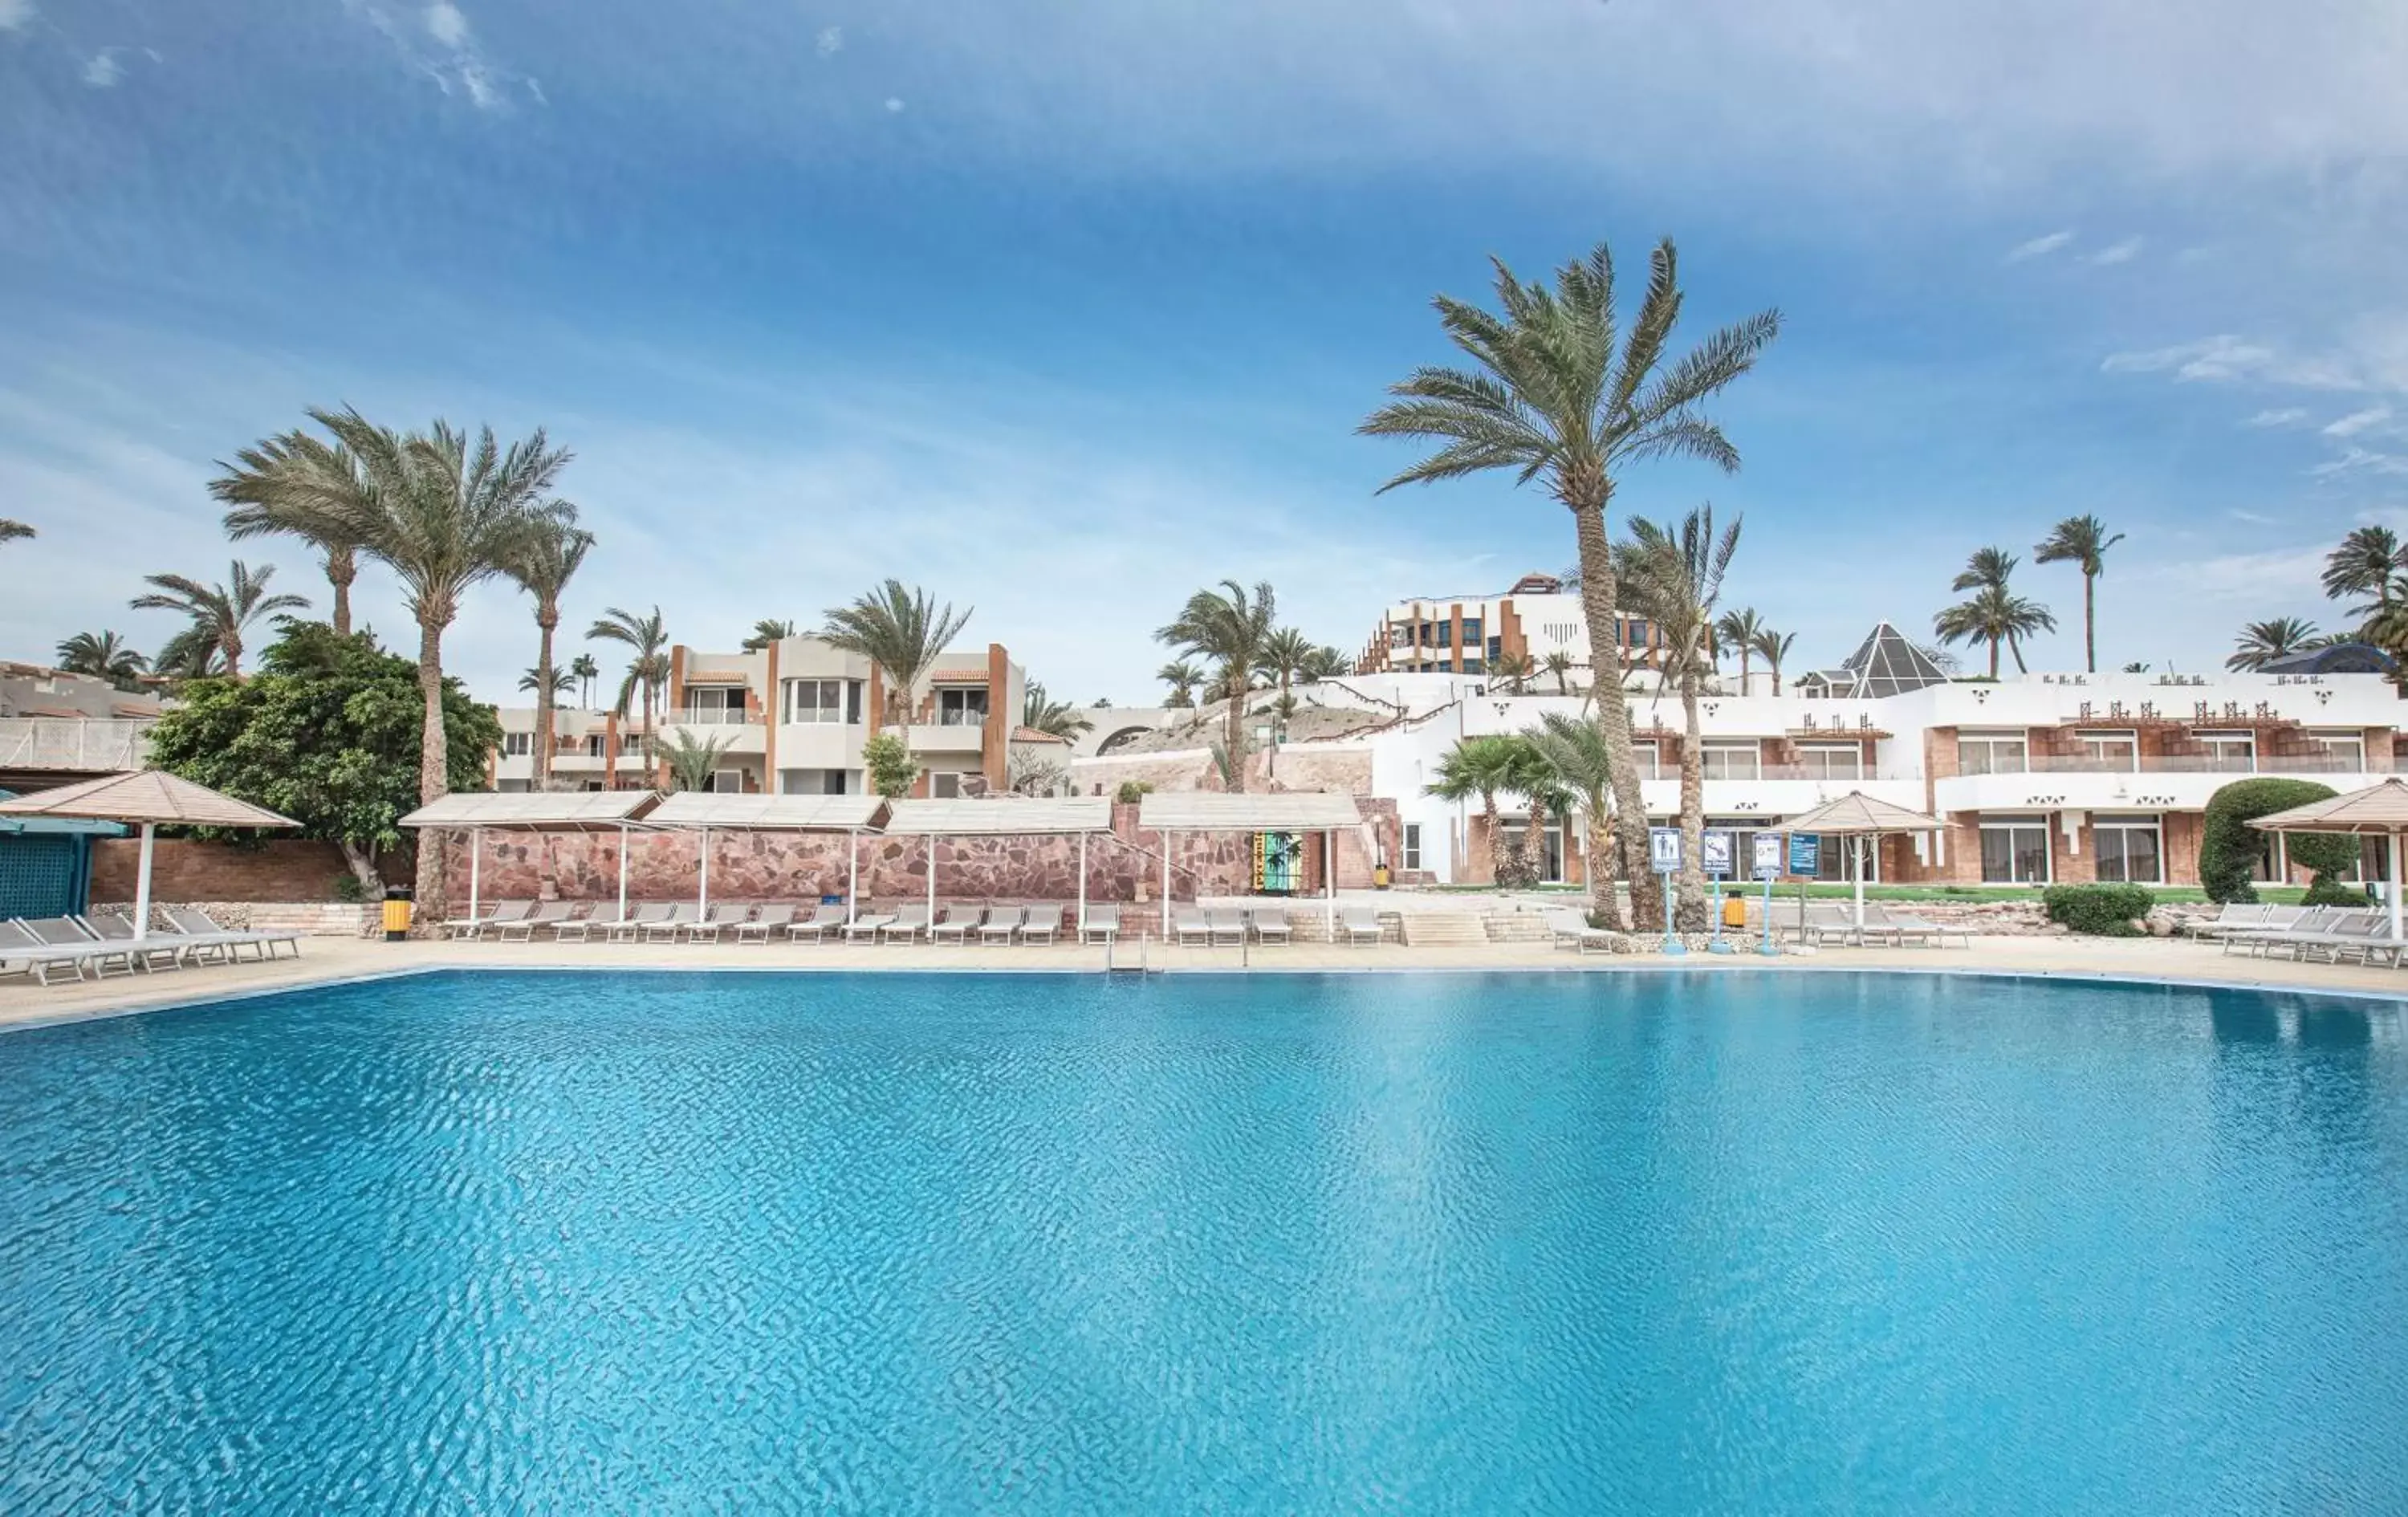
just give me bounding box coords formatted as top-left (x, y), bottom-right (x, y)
top-left (327, 547), bottom-right (356, 638)
top-left (1582, 794), bottom-right (1615, 921)
top-left (1676, 671), bottom-right (1707, 931)
top-left (1988, 636), bottom-right (2001, 680)
top-left (2083, 571), bottom-right (2097, 673)
top-left (534, 613), bottom-right (556, 789)
top-left (2010, 636), bottom-right (2028, 674)
top-left (1770, 657), bottom-right (1783, 697)
top-left (413, 614), bottom-right (450, 936)
top-left (1225, 670), bottom-right (1247, 794)
top-left (1572, 499), bottom-right (1643, 932)
top-left (1738, 649), bottom-right (1751, 690)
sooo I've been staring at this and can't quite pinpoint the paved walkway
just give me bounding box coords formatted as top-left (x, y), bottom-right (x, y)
top-left (6, 932), bottom-right (2406, 1032)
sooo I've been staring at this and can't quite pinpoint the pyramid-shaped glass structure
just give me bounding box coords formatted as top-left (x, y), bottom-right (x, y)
top-left (1835, 622), bottom-right (1948, 697)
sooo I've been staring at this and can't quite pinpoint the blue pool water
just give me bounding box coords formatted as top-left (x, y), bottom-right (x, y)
top-left (2, 970), bottom-right (2405, 1513)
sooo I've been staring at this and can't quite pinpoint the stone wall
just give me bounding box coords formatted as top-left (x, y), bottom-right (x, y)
top-left (89, 839), bottom-right (405, 904)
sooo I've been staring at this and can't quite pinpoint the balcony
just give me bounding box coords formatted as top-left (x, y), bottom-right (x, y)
top-left (1936, 761), bottom-right (2380, 815)
top-left (906, 721), bottom-right (987, 755)
top-left (1954, 751), bottom-right (2359, 778)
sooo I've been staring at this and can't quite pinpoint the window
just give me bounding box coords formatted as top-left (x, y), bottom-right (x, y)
top-left (1632, 742), bottom-right (1661, 782)
top-left (2310, 730), bottom-right (2367, 770)
top-left (2076, 730), bottom-right (2138, 771)
top-left (930, 771), bottom-right (963, 798)
top-left (1485, 636), bottom-right (1502, 661)
top-left (1401, 823), bottom-right (1422, 871)
top-left (1623, 619), bottom-right (1653, 649)
top-left (702, 767), bottom-right (746, 795)
top-left (1797, 743), bottom-right (1861, 780)
top-left (784, 678), bottom-right (861, 726)
top-left (824, 769), bottom-right (851, 795)
top-left (1700, 741), bottom-right (1761, 781)
top-left (1957, 731), bottom-right (2029, 775)
top-left (938, 687), bottom-right (988, 726)
top-left (1979, 815), bottom-right (2051, 884)
top-left (1434, 621), bottom-right (1454, 649)
top-left (1389, 623), bottom-right (1413, 649)
top-left (502, 732), bottom-right (531, 757)
top-left (683, 685), bottom-right (746, 725)
top-left (1461, 617), bottom-right (1483, 643)
top-left (1461, 659), bottom-right (1485, 675)
top-left (585, 735), bottom-right (607, 758)
top-left (2093, 812), bottom-right (2163, 884)
top-left (2195, 730), bottom-right (2255, 773)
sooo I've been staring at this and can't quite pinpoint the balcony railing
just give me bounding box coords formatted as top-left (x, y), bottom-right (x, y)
top-left (1959, 752), bottom-right (2358, 777)
top-left (676, 709), bottom-right (755, 726)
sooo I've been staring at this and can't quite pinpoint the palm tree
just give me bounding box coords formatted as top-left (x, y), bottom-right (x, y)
top-left (1362, 239), bottom-right (1780, 933)
top-left (1425, 734), bottom-right (1531, 885)
top-left (742, 618), bottom-right (796, 653)
top-left (1488, 649), bottom-right (1536, 693)
top-left (0, 519), bottom-right (31, 546)
top-left (1158, 580), bottom-right (1278, 791)
top-left (1503, 738), bottom-right (1572, 885)
top-left (508, 518), bottom-right (592, 791)
top-left (1300, 645), bottom-right (1352, 681)
top-left (214, 435), bottom-right (372, 635)
top-left (822, 580), bottom-right (973, 730)
top-left (1749, 628), bottom-right (1796, 695)
top-left (1524, 711), bottom-right (1616, 913)
top-left (1624, 507), bottom-right (1742, 930)
top-left (2227, 616), bottom-right (2321, 672)
top-left (1255, 627), bottom-right (1318, 774)
top-left (1935, 549), bottom-right (2054, 676)
top-left (1539, 649), bottom-right (1576, 695)
top-left (129, 560), bottom-right (307, 678)
top-left (1716, 607), bottom-right (1765, 689)
top-left (2321, 527), bottom-right (2403, 620)
top-left (588, 605), bottom-right (670, 784)
top-left (55, 630), bottom-right (148, 689)
top-left (1022, 681), bottom-right (1094, 739)
top-left (2032, 514), bottom-right (2125, 673)
top-left (1157, 659), bottom-right (1205, 709)
top-left (519, 665), bottom-right (576, 697)
top-left (569, 653), bottom-right (600, 707)
top-left (661, 727), bottom-right (738, 792)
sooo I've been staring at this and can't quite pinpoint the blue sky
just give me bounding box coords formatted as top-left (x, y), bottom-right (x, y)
top-left (2, 0), bottom-right (2402, 703)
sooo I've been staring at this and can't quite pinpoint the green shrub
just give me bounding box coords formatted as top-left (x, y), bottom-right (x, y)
top-left (2301, 875), bottom-right (2375, 908)
top-left (2043, 883), bottom-right (2154, 936)
top-left (2199, 778), bottom-right (2349, 904)
top-left (1114, 779), bottom-right (1154, 806)
top-left (330, 872), bottom-right (365, 904)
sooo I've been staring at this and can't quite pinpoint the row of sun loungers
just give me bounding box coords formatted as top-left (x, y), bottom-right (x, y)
top-left (2213, 907), bottom-right (2406, 966)
top-left (1165, 905), bottom-right (1382, 946)
top-left (1, 909), bottom-right (304, 987)
top-left (439, 899), bottom-right (1390, 947)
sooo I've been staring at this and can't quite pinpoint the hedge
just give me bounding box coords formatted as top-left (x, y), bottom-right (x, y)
top-left (2198, 779), bottom-right (2352, 904)
top-left (2042, 884), bottom-right (2154, 936)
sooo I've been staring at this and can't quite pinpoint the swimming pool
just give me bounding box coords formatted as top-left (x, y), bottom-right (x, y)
top-left (2, 970), bottom-right (2402, 1512)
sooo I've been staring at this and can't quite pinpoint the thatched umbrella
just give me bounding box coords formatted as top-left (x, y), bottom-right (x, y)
top-left (2247, 778), bottom-right (2408, 942)
top-left (1782, 790), bottom-right (1952, 935)
top-left (0, 771), bottom-right (296, 939)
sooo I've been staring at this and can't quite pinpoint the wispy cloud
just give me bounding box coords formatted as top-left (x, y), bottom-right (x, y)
top-left (2101, 335), bottom-right (2276, 382)
top-left (2310, 446), bottom-right (2408, 478)
top-left (2135, 545), bottom-right (2328, 603)
top-left (348, 0), bottom-right (534, 112)
top-left (2004, 230), bottom-right (2074, 262)
top-left (425, 1), bottom-right (467, 49)
top-left (816, 25), bottom-right (844, 57)
top-left (2323, 405), bottom-right (2394, 437)
top-left (0, 0), bottom-right (34, 32)
top-left (2246, 408), bottom-right (2308, 426)
top-left (2227, 508), bottom-right (2281, 525)
top-left (2086, 236), bottom-right (2143, 266)
top-left (80, 50), bottom-right (122, 88)
top-left (884, 97), bottom-right (905, 113)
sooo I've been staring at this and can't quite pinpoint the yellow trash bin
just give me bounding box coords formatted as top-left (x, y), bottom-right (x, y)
top-left (383, 886), bottom-right (413, 942)
top-left (1721, 894), bottom-right (1748, 929)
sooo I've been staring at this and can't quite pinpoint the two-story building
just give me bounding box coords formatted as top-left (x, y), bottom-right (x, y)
top-left (1353, 572), bottom-right (1663, 682)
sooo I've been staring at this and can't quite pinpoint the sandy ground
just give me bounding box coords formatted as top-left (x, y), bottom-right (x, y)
top-left (6, 929), bottom-right (2406, 1032)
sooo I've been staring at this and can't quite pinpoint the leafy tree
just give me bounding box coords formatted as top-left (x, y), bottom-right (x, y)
top-left (661, 726), bottom-right (737, 791)
top-left (142, 622), bottom-right (500, 896)
top-left (742, 618), bottom-right (796, 653)
top-left (1157, 580), bottom-right (1277, 792)
top-left (588, 604), bottom-right (670, 783)
top-left (1114, 779), bottom-right (1153, 805)
top-left (2227, 616), bottom-right (2320, 672)
top-left (2032, 514), bottom-right (2125, 673)
top-left (130, 559), bottom-right (307, 677)
top-left (1934, 548), bottom-right (2056, 677)
top-left (861, 731), bottom-right (918, 801)
top-left (2321, 526), bottom-right (2403, 619)
top-left (1021, 681), bottom-right (1094, 739)
top-left (1749, 627), bottom-right (1796, 694)
top-left (823, 580), bottom-right (973, 729)
top-left (1361, 239), bottom-right (1780, 933)
top-left (1715, 606), bottom-right (1765, 686)
top-left (510, 518), bottom-right (592, 791)
top-left (1624, 506), bottom-right (1742, 929)
top-left (1157, 659), bottom-right (1204, 709)
top-left (2199, 779), bottom-right (2356, 904)
top-left (55, 630), bottom-right (148, 689)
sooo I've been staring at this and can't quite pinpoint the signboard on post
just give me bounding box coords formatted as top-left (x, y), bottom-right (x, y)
top-left (1751, 833), bottom-right (1783, 881)
top-left (1649, 826), bottom-right (1683, 875)
top-left (1701, 829), bottom-right (1734, 878)
top-left (1787, 832), bottom-right (1821, 877)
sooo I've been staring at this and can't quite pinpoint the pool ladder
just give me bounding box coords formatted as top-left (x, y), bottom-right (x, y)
top-left (1105, 931), bottom-right (1158, 974)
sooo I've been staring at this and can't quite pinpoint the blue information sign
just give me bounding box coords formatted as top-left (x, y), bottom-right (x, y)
top-left (1751, 832), bottom-right (1783, 881)
top-left (1649, 826), bottom-right (1683, 874)
top-left (1787, 832), bottom-right (1820, 876)
top-left (1701, 829), bottom-right (1734, 877)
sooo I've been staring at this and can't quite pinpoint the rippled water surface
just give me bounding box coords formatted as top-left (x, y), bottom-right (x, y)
top-left (3, 970), bottom-right (2406, 1513)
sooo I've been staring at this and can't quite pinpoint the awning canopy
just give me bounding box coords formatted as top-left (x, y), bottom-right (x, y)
top-left (1137, 791), bottom-right (1362, 832)
top-left (398, 790), bottom-right (658, 830)
top-left (884, 797), bottom-right (1114, 836)
top-left (648, 792), bottom-right (886, 831)
top-left (0, 788), bottom-right (127, 837)
top-left (1781, 791), bottom-right (1948, 836)
top-left (2247, 778), bottom-right (2408, 836)
top-left (0, 770), bottom-right (297, 829)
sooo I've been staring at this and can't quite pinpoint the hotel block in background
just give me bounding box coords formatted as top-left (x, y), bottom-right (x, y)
top-left (1352, 571), bottom-right (1665, 682)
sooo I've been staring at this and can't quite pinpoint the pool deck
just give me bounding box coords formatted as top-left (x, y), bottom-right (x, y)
top-left (6, 932), bottom-right (2407, 1031)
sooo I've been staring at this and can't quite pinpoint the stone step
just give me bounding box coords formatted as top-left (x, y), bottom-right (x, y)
top-left (1483, 914), bottom-right (1556, 944)
top-left (1398, 913), bottom-right (1489, 947)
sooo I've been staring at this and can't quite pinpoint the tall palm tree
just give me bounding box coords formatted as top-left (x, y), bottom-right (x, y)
top-left (1158, 580), bottom-right (1278, 791)
top-left (1255, 626), bottom-right (1317, 774)
top-left (569, 653), bottom-right (600, 707)
top-left (128, 560), bottom-right (307, 678)
top-left (742, 618), bottom-right (796, 653)
top-left (1022, 681), bottom-right (1094, 739)
top-left (519, 665), bottom-right (576, 697)
top-left (1934, 584), bottom-right (2057, 678)
top-left (1749, 627), bottom-right (1796, 695)
top-left (2321, 526), bottom-right (2403, 621)
top-left (509, 518), bottom-right (593, 790)
top-left (214, 436), bottom-right (372, 635)
top-left (588, 605), bottom-right (671, 785)
top-left (1624, 507), bottom-right (1742, 930)
top-left (822, 580), bottom-right (974, 730)
top-left (1300, 645), bottom-right (1352, 681)
top-left (55, 630), bottom-right (148, 689)
top-left (1539, 649), bottom-right (1576, 694)
top-left (1425, 734), bottom-right (1531, 885)
top-left (1715, 607), bottom-right (1765, 689)
top-left (2033, 514), bottom-right (2125, 673)
top-left (1157, 659), bottom-right (1205, 709)
top-left (1524, 711), bottom-right (1615, 911)
top-left (1362, 239), bottom-right (1780, 933)
top-left (2227, 616), bottom-right (2321, 672)
top-left (0, 519), bottom-right (31, 546)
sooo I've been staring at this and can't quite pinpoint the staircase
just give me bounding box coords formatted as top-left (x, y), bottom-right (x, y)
top-left (1397, 913), bottom-right (1490, 947)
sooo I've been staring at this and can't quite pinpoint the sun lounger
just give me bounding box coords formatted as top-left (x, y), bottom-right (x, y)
top-left (978, 905), bottom-right (1027, 944)
top-left (637, 902), bottom-right (698, 942)
top-left (1173, 907), bottom-right (1211, 946)
top-left (553, 902), bottom-right (620, 942)
top-left (735, 904), bottom-right (794, 943)
top-left (164, 907), bottom-right (303, 962)
top-left (879, 905), bottom-right (932, 944)
top-left (1021, 905), bottom-right (1064, 945)
top-left (77, 912), bottom-right (194, 971)
top-left (14, 916), bottom-right (138, 978)
top-left (1782, 902), bottom-right (1865, 947)
top-left (1340, 905), bottom-right (1384, 946)
top-left (608, 902), bottom-right (674, 942)
top-left (442, 899), bottom-right (531, 941)
top-left (492, 901), bottom-right (574, 942)
top-left (929, 906), bottom-right (981, 945)
top-left (685, 902), bottom-right (751, 943)
top-left (1079, 905), bottom-right (1120, 945)
top-left (1546, 909), bottom-right (1614, 954)
top-left (1208, 909), bottom-right (1247, 946)
top-left (2183, 903), bottom-right (2276, 939)
top-left (2223, 908), bottom-right (2341, 957)
top-left (1, 918), bottom-right (124, 985)
top-left (788, 905), bottom-right (848, 942)
top-left (1247, 908), bottom-right (1290, 945)
top-left (1875, 906), bottom-right (1972, 948)
top-left (841, 912), bottom-right (895, 942)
